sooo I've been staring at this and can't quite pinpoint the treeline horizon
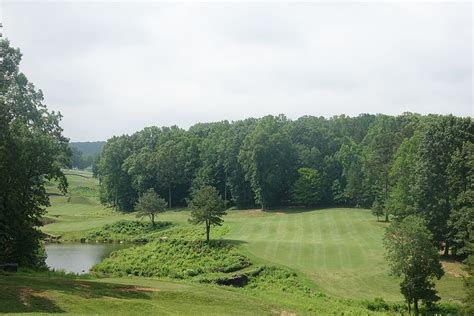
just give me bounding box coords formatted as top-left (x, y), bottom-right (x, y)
top-left (95, 112), bottom-right (473, 258)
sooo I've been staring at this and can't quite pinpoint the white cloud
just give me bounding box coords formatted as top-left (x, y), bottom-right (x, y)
top-left (1, 1), bottom-right (472, 141)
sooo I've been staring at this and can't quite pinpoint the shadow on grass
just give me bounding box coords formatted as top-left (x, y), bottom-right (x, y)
top-left (221, 239), bottom-right (248, 247)
top-left (0, 274), bottom-right (153, 313)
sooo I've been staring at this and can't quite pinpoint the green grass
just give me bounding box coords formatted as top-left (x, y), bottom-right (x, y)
top-left (224, 208), bottom-right (466, 302)
top-left (0, 272), bottom-right (284, 315)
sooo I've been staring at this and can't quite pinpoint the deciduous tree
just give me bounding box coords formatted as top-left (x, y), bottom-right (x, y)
top-left (135, 189), bottom-right (167, 226)
top-left (384, 216), bottom-right (444, 315)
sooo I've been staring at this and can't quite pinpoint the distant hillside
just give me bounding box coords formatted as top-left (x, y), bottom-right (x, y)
top-left (70, 141), bottom-right (105, 156)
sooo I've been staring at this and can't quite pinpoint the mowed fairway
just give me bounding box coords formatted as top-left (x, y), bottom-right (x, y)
top-left (225, 208), bottom-right (465, 302)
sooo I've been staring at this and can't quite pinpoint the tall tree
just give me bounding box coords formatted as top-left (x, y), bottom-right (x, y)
top-left (188, 186), bottom-right (226, 243)
top-left (336, 140), bottom-right (367, 207)
top-left (363, 115), bottom-right (405, 221)
top-left (414, 116), bottom-right (473, 255)
top-left (155, 140), bottom-right (187, 208)
top-left (384, 216), bottom-right (444, 315)
top-left (386, 133), bottom-right (420, 220)
top-left (0, 39), bottom-right (70, 267)
top-left (223, 119), bottom-right (256, 209)
top-left (291, 168), bottom-right (323, 207)
top-left (97, 135), bottom-right (136, 211)
top-left (239, 115), bottom-right (296, 209)
top-left (447, 141), bottom-right (474, 258)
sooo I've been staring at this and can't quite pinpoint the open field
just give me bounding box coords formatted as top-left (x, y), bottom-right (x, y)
top-left (40, 170), bottom-right (466, 305)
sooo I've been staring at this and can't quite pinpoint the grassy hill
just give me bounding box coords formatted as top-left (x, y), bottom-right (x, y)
top-left (10, 169), bottom-right (463, 314)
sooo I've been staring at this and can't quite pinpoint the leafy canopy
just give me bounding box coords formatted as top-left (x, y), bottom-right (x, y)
top-left (135, 189), bottom-right (167, 225)
top-left (291, 168), bottom-right (323, 207)
top-left (384, 216), bottom-right (444, 312)
top-left (188, 186), bottom-right (226, 242)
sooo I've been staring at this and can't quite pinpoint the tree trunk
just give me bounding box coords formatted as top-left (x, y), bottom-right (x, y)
top-left (444, 241), bottom-right (449, 256)
top-left (384, 169), bottom-right (389, 222)
top-left (168, 187), bottom-right (172, 209)
top-left (224, 182), bottom-right (227, 209)
top-left (206, 221), bottom-right (210, 243)
top-left (151, 213), bottom-right (155, 226)
top-left (114, 185), bottom-right (118, 211)
top-left (407, 300), bottom-right (411, 315)
top-left (414, 299), bottom-right (419, 316)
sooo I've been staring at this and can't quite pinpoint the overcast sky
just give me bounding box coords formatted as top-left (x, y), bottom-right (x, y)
top-left (1, 1), bottom-right (472, 141)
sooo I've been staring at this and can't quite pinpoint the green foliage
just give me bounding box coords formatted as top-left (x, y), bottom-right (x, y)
top-left (155, 139), bottom-right (192, 208)
top-left (239, 115), bottom-right (297, 209)
top-left (188, 186), bottom-right (226, 242)
top-left (384, 215), bottom-right (444, 314)
top-left (362, 114), bottom-right (417, 221)
top-left (291, 168), bottom-right (323, 206)
top-left (97, 136), bottom-right (136, 211)
top-left (364, 297), bottom-right (389, 311)
top-left (83, 220), bottom-right (172, 242)
top-left (246, 265), bottom-right (317, 297)
top-left (0, 39), bottom-right (70, 267)
top-left (93, 239), bottom-right (250, 279)
top-left (464, 255), bottom-right (474, 314)
top-left (447, 141), bottom-right (474, 258)
top-left (386, 133), bottom-right (420, 219)
top-left (135, 189), bottom-right (167, 225)
top-left (414, 116), bottom-right (474, 252)
top-left (371, 199), bottom-right (384, 221)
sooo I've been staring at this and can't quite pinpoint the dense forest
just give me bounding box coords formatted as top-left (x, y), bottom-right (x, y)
top-left (96, 113), bottom-right (473, 258)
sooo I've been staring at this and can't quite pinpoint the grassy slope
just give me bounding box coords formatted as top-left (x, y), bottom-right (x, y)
top-left (0, 273), bottom-right (280, 315)
top-left (40, 170), bottom-right (465, 305)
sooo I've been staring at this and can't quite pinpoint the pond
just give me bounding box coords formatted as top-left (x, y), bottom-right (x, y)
top-left (45, 243), bottom-right (131, 274)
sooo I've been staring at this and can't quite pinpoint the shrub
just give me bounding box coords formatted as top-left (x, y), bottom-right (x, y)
top-left (83, 220), bottom-right (172, 242)
top-left (92, 239), bottom-right (250, 279)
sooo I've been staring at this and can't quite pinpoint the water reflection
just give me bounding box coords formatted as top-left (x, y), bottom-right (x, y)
top-left (45, 243), bottom-right (131, 274)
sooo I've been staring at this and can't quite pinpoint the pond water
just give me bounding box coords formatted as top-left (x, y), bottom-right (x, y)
top-left (45, 243), bottom-right (131, 274)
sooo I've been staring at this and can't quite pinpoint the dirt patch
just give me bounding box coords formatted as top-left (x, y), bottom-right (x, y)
top-left (19, 288), bottom-right (33, 307)
top-left (271, 309), bottom-right (297, 316)
top-left (77, 283), bottom-right (91, 289)
top-left (441, 260), bottom-right (468, 278)
top-left (112, 287), bottom-right (160, 292)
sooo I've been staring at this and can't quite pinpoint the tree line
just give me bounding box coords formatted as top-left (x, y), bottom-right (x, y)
top-left (96, 112), bottom-right (473, 258)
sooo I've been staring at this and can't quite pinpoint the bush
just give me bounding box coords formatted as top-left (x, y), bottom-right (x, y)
top-left (83, 220), bottom-right (172, 242)
top-left (93, 239), bottom-right (251, 279)
top-left (365, 297), bottom-right (388, 311)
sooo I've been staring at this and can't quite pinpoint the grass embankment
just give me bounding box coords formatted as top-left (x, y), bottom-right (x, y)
top-left (0, 272), bottom-right (283, 315)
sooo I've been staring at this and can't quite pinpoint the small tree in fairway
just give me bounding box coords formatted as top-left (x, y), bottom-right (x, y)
top-left (188, 186), bottom-right (226, 243)
top-left (135, 189), bottom-right (167, 226)
top-left (383, 216), bottom-right (444, 315)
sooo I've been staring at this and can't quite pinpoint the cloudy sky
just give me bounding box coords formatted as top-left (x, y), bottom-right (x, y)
top-left (1, 1), bottom-right (472, 141)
